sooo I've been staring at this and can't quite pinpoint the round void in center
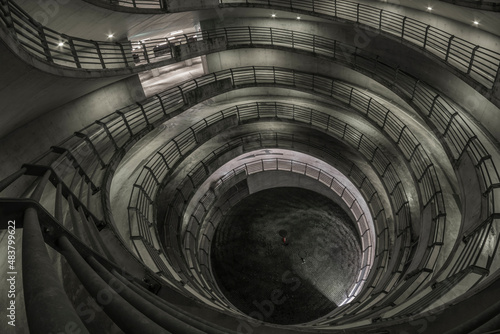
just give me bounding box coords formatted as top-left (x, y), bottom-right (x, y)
top-left (211, 187), bottom-right (362, 325)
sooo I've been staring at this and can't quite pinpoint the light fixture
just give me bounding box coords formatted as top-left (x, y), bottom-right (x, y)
top-left (107, 34), bottom-right (114, 39)
top-left (297, 16), bottom-right (301, 20)
top-left (427, 6), bottom-right (432, 11)
top-left (271, 13), bottom-right (276, 18)
top-left (473, 20), bottom-right (479, 25)
top-left (57, 42), bottom-right (64, 47)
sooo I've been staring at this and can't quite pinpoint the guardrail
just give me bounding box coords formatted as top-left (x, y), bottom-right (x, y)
top-left (198, 157), bottom-right (374, 302)
top-left (122, 66), bottom-right (500, 322)
top-left (1, 0), bottom-right (498, 100)
top-left (129, 95), bottom-right (448, 320)
top-left (0, 62), bottom-right (498, 329)
top-left (220, 0), bottom-right (500, 90)
top-left (176, 129), bottom-right (390, 308)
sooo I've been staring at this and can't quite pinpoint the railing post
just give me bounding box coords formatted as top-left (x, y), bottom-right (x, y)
top-left (95, 120), bottom-right (118, 150)
top-left (356, 4), bottom-right (360, 23)
top-left (92, 40), bottom-right (106, 69)
top-left (23, 207), bottom-right (89, 334)
top-left (136, 102), bottom-right (150, 126)
top-left (248, 26), bottom-right (252, 45)
top-left (445, 35), bottom-right (455, 62)
top-left (140, 41), bottom-right (149, 63)
top-left (223, 27), bottom-right (228, 44)
top-left (379, 10), bottom-right (383, 30)
top-left (74, 132), bottom-right (106, 168)
top-left (411, 79), bottom-right (420, 101)
top-left (269, 27), bottom-right (273, 46)
top-left (467, 45), bottom-right (480, 74)
top-left (401, 17), bottom-right (407, 39)
top-left (118, 42), bottom-right (129, 67)
top-left (65, 36), bottom-right (81, 68)
top-left (37, 25), bottom-right (53, 63)
top-left (155, 94), bottom-right (167, 117)
top-left (117, 111), bottom-right (133, 136)
top-left (423, 25), bottom-right (431, 49)
top-left (429, 95), bottom-right (440, 118)
top-left (348, 87), bottom-right (354, 106)
top-left (176, 86), bottom-right (186, 105)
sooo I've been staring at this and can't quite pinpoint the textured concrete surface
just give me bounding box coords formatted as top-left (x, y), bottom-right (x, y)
top-left (211, 187), bottom-right (361, 324)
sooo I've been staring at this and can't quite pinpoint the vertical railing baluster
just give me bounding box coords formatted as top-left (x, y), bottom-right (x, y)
top-left (445, 35), bottom-right (455, 62)
top-left (37, 25), bottom-right (53, 63)
top-left (65, 36), bottom-right (81, 68)
top-left (93, 41), bottom-right (106, 69)
top-left (423, 25), bottom-right (431, 49)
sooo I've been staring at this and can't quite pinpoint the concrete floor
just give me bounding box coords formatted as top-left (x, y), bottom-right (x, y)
top-left (211, 187), bottom-right (361, 324)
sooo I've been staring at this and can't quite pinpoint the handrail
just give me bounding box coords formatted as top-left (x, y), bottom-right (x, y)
top-left (191, 157), bottom-right (374, 300)
top-left (218, 0), bottom-right (500, 89)
top-left (129, 95), bottom-right (451, 318)
top-left (1, 61), bottom-right (499, 329)
top-left (1, 0), bottom-right (498, 99)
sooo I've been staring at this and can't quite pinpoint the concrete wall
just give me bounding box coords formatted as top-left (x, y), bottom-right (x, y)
top-left (247, 170), bottom-right (360, 228)
top-left (0, 74), bottom-right (146, 182)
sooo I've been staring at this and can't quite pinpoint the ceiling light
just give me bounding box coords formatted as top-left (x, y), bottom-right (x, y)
top-left (271, 13), bottom-right (276, 18)
top-left (297, 16), bottom-right (301, 20)
top-left (57, 42), bottom-right (64, 47)
top-left (427, 7), bottom-right (432, 11)
top-left (473, 20), bottom-right (479, 25)
top-left (107, 34), bottom-right (114, 38)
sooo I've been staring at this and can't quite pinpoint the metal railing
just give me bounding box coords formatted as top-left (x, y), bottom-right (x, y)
top-left (119, 65), bottom-right (500, 322)
top-left (128, 94), bottom-right (449, 320)
top-left (0, 63), bottom-right (499, 329)
top-left (219, 0), bottom-right (500, 89)
top-left (1, 0), bottom-right (499, 99)
top-left (196, 157), bottom-right (374, 301)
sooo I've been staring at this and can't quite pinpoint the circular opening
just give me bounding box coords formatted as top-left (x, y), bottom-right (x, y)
top-left (211, 187), bottom-right (362, 324)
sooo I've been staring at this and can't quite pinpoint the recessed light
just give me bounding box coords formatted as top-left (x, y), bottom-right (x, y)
top-left (58, 42), bottom-right (64, 47)
top-left (271, 13), bottom-right (276, 18)
top-left (427, 7), bottom-right (432, 11)
top-left (473, 20), bottom-right (479, 25)
top-left (297, 16), bottom-right (301, 20)
top-left (107, 34), bottom-right (114, 38)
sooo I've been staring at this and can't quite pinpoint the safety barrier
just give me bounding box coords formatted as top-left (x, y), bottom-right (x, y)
top-left (1, 0), bottom-right (499, 100)
top-left (0, 59), bottom-right (498, 330)
top-left (219, 0), bottom-right (500, 89)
